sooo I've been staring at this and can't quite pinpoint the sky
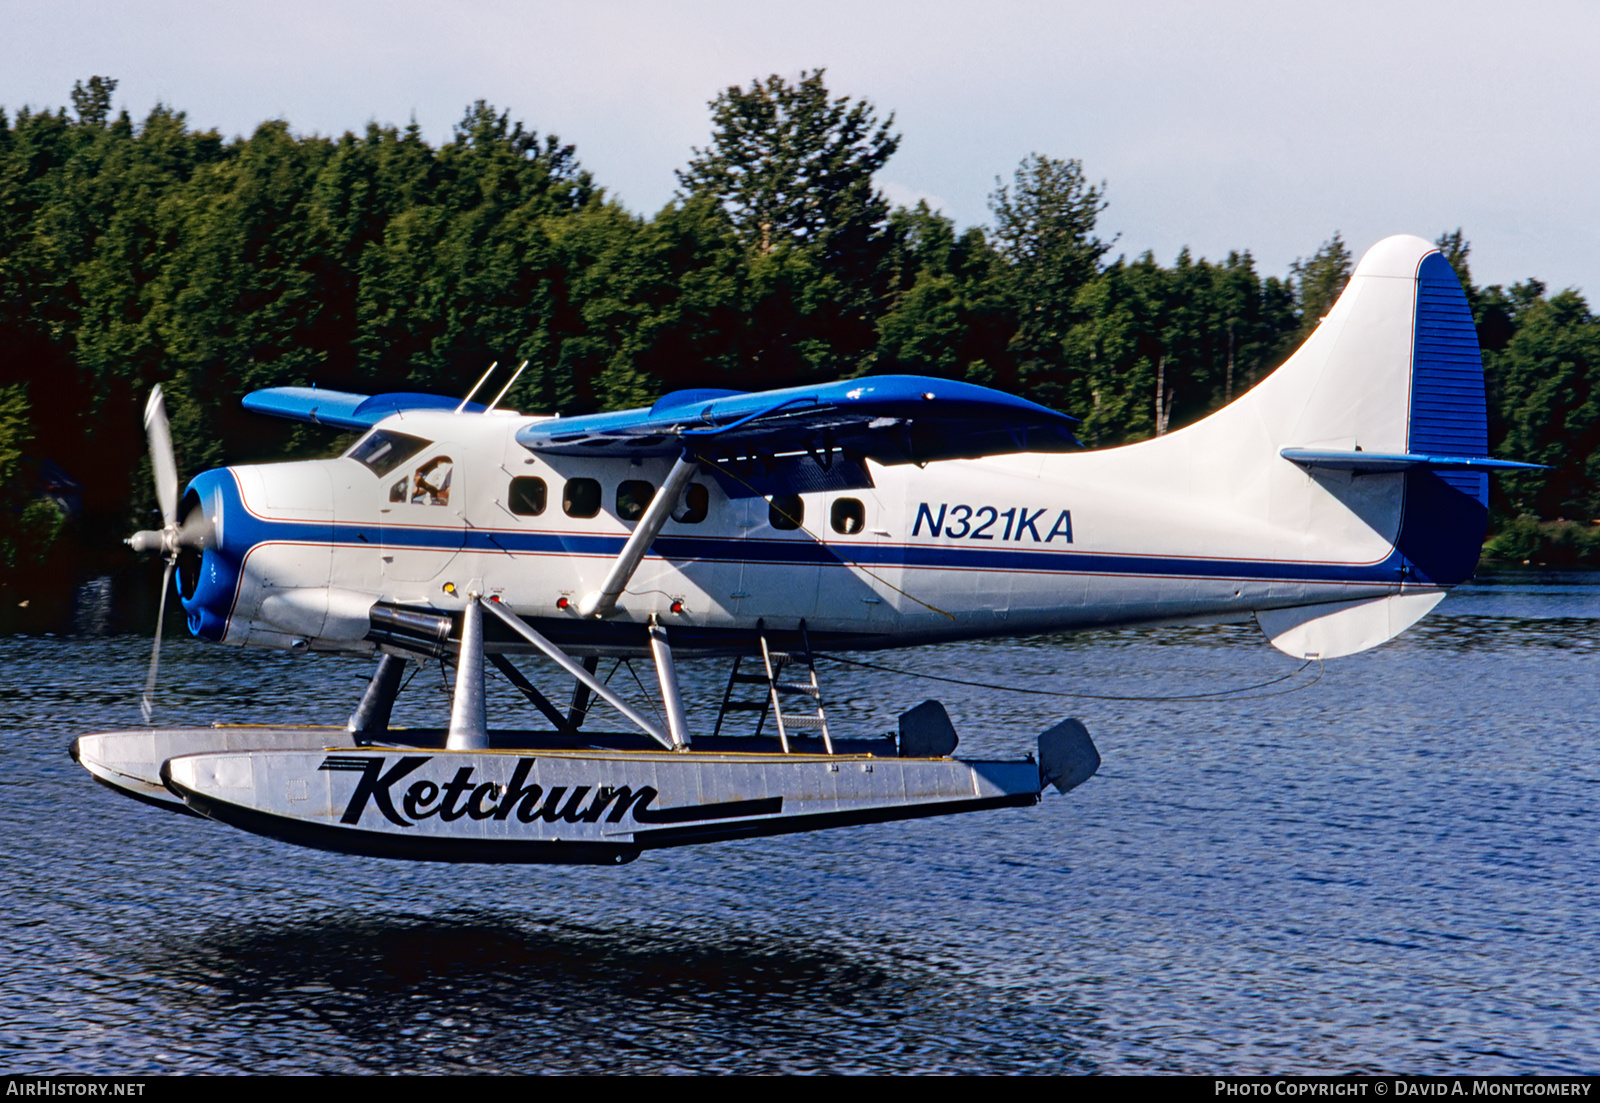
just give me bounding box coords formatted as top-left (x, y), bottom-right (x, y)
top-left (5, 0), bottom-right (1597, 295)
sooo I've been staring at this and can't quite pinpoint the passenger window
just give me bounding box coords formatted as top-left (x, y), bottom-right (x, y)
top-left (769, 494), bottom-right (803, 531)
top-left (409, 456), bottom-right (453, 506)
top-left (831, 497), bottom-right (866, 535)
top-left (672, 483), bottom-right (709, 524)
top-left (616, 480), bottom-right (656, 522)
top-left (563, 477), bottom-right (601, 518)
top-left (509, 476), bottom-right (547, 517)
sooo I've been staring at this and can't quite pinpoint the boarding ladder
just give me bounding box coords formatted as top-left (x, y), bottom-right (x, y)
top-left (713, 622), bottom-right (834, 754)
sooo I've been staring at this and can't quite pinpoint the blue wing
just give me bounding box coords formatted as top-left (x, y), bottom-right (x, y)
top-left (515, 375), bottom-right (1077, 459)
top-left (515, 376), bottom-right (1079, 498)
top-left (244, 376), bottom-right (1080, 499)
top-left (242, 387), bottom-right (485, 429)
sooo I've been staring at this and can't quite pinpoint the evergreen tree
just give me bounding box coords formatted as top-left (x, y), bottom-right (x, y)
top-left (678, 69), bottom-right (897, 258)
top-left (677, 70), bottom-right (900, 383)
top-left (989, 154), bottom-right (1112, 412)
top-left (874, 202), bottom-right (1008, 384)
top-left (70, 76), bottom-right (117, 127)
top-left (1487, 286), bottom-right (1600, 521)
top-left (1289, 232), bottom-right (1353, 340)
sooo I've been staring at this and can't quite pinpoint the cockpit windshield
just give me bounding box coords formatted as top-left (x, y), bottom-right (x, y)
top-left (346, 429), bottom-right (431, 477)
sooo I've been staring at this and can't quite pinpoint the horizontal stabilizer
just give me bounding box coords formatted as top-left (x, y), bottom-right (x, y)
top-left (1257, 591), bottom-right (1445, 659)
top-left (243, 387), bottom-right (486, 430)
top-left (1280, 447), bottom-right (1543, 473)
top-left (515, 375), bottom-right (1079, 465)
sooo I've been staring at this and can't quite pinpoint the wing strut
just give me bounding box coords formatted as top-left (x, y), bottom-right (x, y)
top-left (578, 454), bottom-right (699, 618)
top-left (479, 597), bottom-right (676, 750)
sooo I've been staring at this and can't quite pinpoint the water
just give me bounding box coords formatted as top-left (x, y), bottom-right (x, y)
top-left (3, 572), bottom-right (1598, 1074)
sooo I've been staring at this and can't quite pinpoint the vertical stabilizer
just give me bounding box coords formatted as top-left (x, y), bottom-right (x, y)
top-left (1037, 234), bottom-right (1494, 658)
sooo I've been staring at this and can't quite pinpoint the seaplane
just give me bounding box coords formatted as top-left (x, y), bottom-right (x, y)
top-left (72, 234), bottom-right (1534, 864)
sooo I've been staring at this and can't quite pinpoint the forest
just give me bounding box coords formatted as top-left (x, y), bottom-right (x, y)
top-left (3, 72), bottom-right (1598, 615)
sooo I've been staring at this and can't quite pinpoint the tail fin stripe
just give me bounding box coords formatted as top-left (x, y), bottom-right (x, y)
top-left (1409, 252), bottom-right (1489, 505)
top-left (1409, 252), bottom-right (1488, 459)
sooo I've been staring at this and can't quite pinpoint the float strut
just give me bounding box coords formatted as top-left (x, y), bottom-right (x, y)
top-left (347, 653), bottom-right (407, 740)
top-left (649, 617), bottom-right (691, 749)
top-left (480, 597), bottom-right (675, 749)
top-left (446, 596), bottom-right (488, 751)
top-left (488, 653), bottom-right (576, 735)
top-left (568, 656), bottom-right (599, 729)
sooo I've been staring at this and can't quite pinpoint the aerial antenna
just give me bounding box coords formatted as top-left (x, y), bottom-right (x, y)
top-left (484, 360), bottom-right (529, 414)
top-left (454, 361), bottom-right (498, 413)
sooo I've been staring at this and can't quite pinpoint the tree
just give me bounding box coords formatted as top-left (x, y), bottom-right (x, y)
top-left (351, 102), bottom-right (601, 409)
top-left (1058, 247), bottom-right (1297, 446)
top-left (1435, 228), bottom-right (1472, 290)
top-left (1486, 287), bottom-right (1600, 520)
top-left (678, 69), bottom-right (897, 258)
top-left (988, 154), bottom-right (1112, 413)
top-left (874, 202), bottom-right (1009, 383)
top-left (0, 384), bottom-right (64, 578)
top-left (990, 154), bottom-right (1110, 305)
top-left (70, 76), bottom-right (116, 126)
top-left (676, 70), bottom-right (902, 384)
top-left (1289, 232), bottom-right (1352, 340)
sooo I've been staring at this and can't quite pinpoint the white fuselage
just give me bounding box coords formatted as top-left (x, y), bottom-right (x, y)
top-left (199, 404), bottom-right (1413, 656)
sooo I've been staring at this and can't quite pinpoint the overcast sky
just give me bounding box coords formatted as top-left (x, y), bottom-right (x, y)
top-left (5, 0), bottom-right (1596, 295)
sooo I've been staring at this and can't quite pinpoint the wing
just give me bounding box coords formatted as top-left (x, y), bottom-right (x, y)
top-left (514, 375), bottom-right (1079, 497)
top-left (242, 387), bottom-right (486, 429)
top-left (243, 376), bottom-right (1080, 499)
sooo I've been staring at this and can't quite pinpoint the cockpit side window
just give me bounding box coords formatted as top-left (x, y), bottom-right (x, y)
top-left (410, 456), bottom-right (453, 506)
top-left (348, 430), bottom-right (432, 477)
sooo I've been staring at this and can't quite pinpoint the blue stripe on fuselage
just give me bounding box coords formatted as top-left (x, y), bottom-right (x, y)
top-left (271, 515), bottom-right (1404, 587)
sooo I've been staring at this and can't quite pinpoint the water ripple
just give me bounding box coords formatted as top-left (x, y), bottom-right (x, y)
top-left (4, 573), bottom-right (1600, 1073)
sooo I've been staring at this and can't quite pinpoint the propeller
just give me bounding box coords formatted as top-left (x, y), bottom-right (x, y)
top-left (126, 386), bottom-right (211, 722)
top-left (146, 386), bottom-right (178, 529)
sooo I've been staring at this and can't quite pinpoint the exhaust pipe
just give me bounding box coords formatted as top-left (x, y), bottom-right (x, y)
top-left (367, 602), bottom-right (454, 656)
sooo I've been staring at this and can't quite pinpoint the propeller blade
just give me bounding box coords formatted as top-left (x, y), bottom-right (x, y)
top-left (144, 386), bottom-right (179, 528)
top-left (141, 559), bottom-right (175, 724)
top-left (176, 493), bottom-right (213, 551)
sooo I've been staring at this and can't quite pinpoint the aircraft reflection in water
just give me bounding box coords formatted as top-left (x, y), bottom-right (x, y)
top-left (74, 235), bottom-right (1535, 863)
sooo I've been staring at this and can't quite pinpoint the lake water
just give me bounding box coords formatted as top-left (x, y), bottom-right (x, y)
top-left (3, 571), bottom-right (1598, 1074)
